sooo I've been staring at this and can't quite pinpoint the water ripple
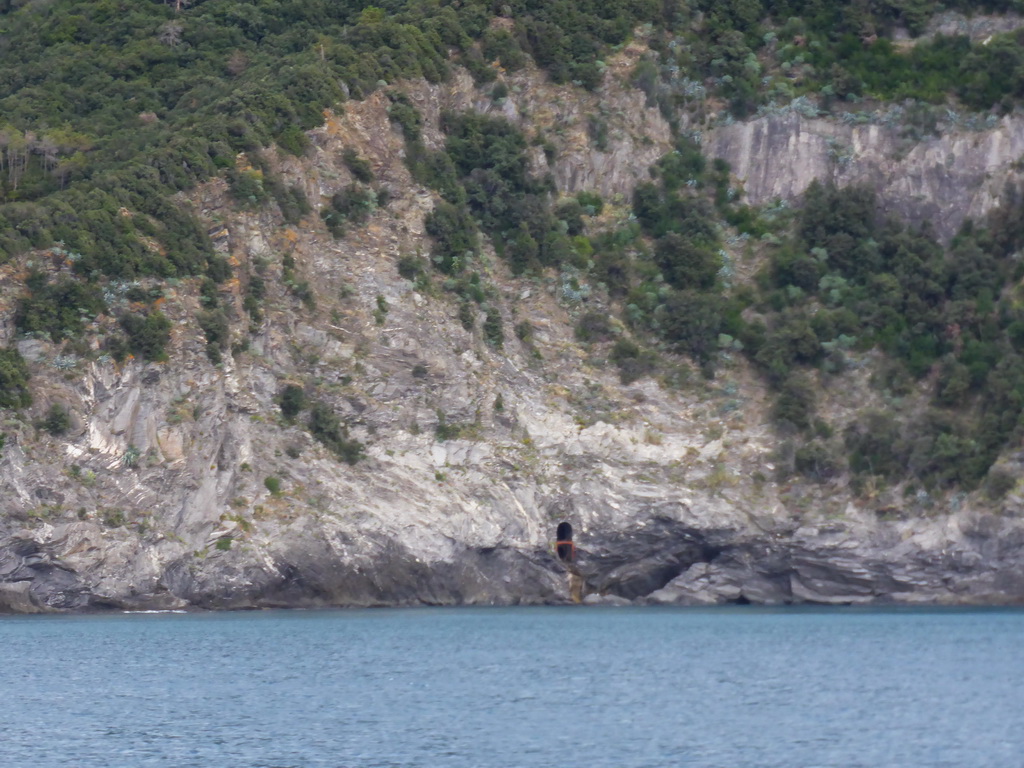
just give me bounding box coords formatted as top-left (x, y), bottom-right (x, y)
top-left (2, 606), bottom-right (1023, 767)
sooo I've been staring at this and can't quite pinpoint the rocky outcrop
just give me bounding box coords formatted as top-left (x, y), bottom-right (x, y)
top-left (6, 453), bottom-right (1024, 611)
top-left (707, 111), bottom-right (1024, 241)
top-left (645, 511), bottom-right (1024, 606)
top-left (3, 48), bottom-right (1024, 613)
top-left (919, 10), bottom-right (1024, 42)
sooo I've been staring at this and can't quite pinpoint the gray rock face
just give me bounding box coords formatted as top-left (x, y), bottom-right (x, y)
top-left (0, 581), bottom-right (47, 613)
top-left (3, 56), bottom-right (1024, 613)
top-left (921, 11), bottom-right (1024, 41)
top-left (645, 516), bottom-right (1024, 607)
top-left (707, 112), bottom-right (1024, 241)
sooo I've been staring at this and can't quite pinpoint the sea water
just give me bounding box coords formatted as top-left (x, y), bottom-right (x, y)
top-left (1, 606), bottom-right (1021, 767)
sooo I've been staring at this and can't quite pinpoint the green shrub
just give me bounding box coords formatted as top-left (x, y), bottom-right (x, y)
top-left (264, 476), bottom-right (281, 495)
top-left (798, 181), bottom-right (878, 281)
top-left (632, 56), bottom-right (660, 105)
top-left (491, 81), bottom-right (509, 101)
top-left (120, 445), bottom-right (141, 469)
top-left (576, 191), bottom-right (604, 216)
top-left (0, 348), bottom-right (32, 410)
top-left (244, 271), bottom-right (266, 323)
top-left (935, 356), bottom-right (971, 407)
top-left (754, 311), bottom-right (822, 385)
top-left (435, 410), bottom-right (466, 441)
top-left (556, 199), bottom-right (586, 236)
top-left (483, 308), bottom-right (504, 348)
top-left (845, 411), bottom-right (904, 479)
top-left (197, 309), bottom-right (230, 364)
top-left (14, 274), bottom-right (106, 342)
top-left (397, 253), bottom-right (426, 281)
top-left (773, 375), bottom-right (816, 431)
top-left (658, 291), bottom-right (724, 363)
top-left (342, 148), bottom-right (374, 184)
top-left (425, 201), bottom-right (477, 274)
top-left (405, 141), bottom-right (465, 204)
top-left (279, 384), bottom-right (306, 420)
top-left (985, 467), bottom-right (1017, 500)
top-left (441, 110), bottom-right (532, 226)
top-left (504, 224), bottom-right (541, 274)
top-left (575, 311), bottom-right (614, 343)
top-left (118, 311), bottom-right (172, 362)
top-left (227, 169), bottom-right (267, 208)
top-left (102, 509), bottom-right (127, 528)
top-left (482, 28), bottom-right (526, 71)
top-left (265, 180), bottom-right (311, 225)
top-left (40, 403), bottom-right (71, 435)
top-left (515, 321), bottom-right (533, 342)
top-left (609, 338), bottom-right (658, 384)
top-left (457, 301), bottom-right (475, 331)
top-left (387, 93), bottom-right (423, 142)
top-left (321, 184), bottom-right (375, 237)
top-left (277, 126), bottom-right (309, 157)
top-left (794, 440), bottom-right (841, 482)
top-left (654, 233), bottom-right (721, 291)
top-left (308, 401), bottom-right (364, 464)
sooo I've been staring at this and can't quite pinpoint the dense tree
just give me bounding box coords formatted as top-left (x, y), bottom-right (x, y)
top-left (0, 348), bottom-right (32, 410)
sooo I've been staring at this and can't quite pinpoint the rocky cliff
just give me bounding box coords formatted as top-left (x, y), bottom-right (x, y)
top-left (709, 110), bottom-right (1024, 241)
top-left (3, 48), bottom-right (1024, 613)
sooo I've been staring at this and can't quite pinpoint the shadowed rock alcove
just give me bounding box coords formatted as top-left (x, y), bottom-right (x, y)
top-left (556, 522), bottom-right (575, 563)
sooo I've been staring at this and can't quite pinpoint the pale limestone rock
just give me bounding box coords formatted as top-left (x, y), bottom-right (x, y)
top-left (707, 112), bottom-right (1024, 240)
top-left (4, 59), bottom-right (1024, 613)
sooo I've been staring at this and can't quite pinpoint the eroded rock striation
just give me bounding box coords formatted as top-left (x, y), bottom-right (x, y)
top-left (3, 56), bottom-right (1024, 613)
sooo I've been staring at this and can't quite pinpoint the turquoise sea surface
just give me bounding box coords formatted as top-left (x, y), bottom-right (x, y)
top-left (2, 606), bottom-right (1022, 767)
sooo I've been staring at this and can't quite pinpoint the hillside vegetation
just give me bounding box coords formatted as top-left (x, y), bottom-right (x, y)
top-left (1, 0), bottom-right (1024, 501)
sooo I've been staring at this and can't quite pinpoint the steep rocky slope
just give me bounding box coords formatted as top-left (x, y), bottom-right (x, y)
top-left (709, 110), bottom-right (1024, 241)
top-left (2, 49), bottom-right (1024, 613)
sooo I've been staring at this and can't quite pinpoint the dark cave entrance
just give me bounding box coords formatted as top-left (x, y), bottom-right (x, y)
top-left (555, 522), bottom-right (575, 562)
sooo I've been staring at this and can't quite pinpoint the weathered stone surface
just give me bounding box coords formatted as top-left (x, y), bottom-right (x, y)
top-left (0, 581), bottom-right (47, 613)
top-left (3, 54), bottom-right (1024, 613)
top-left (707, 112), bottom-right (1024, 241)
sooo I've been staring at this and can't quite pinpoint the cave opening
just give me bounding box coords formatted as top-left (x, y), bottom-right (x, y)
top-left (555, 522), bottom-right (575, 562)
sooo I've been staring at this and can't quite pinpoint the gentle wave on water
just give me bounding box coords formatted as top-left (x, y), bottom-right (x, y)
top-left (3, 606), bottom-right (1023, 767)
top-left (121, 610), bottom-right (188, 615)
